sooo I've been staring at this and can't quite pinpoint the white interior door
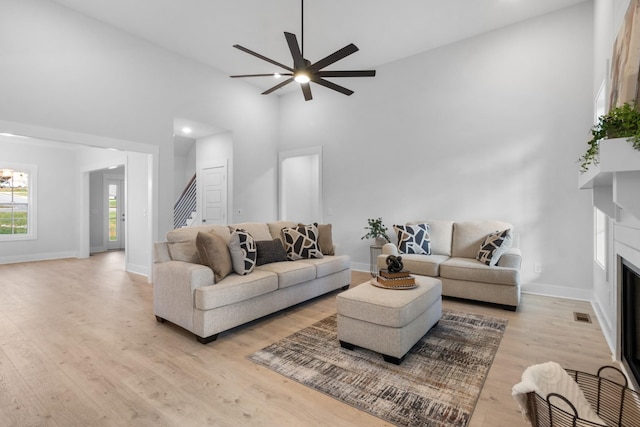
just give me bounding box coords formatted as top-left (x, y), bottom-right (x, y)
top-left (201, 165), bottom-right (227, 225)
top-left (106, 178), bottom-right (124, 250)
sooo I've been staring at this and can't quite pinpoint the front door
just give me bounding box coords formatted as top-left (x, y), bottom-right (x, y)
top-left (106, 178), bottom-right (125, 250)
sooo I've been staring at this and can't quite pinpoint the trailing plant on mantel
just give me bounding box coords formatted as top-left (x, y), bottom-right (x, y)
top-left (579, 101), bottom-right (640, 173)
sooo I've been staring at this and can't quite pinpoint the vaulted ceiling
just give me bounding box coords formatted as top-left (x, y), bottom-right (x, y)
top-left (49, 0), bottom-right (588, 94)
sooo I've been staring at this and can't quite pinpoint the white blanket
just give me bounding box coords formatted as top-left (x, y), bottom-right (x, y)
top-left (512, 361), bottom-right (606, 425)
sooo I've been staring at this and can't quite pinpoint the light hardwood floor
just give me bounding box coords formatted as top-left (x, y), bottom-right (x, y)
top-left (0, 251), bottom-right (614, 426)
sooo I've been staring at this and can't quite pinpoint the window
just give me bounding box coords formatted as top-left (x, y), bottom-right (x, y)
top-left (0, 164), bottom-right (37, 241)
top-left (594, 207), bottom-right (606, 269)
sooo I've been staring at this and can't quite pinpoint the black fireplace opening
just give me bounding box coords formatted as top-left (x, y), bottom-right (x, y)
top-left (622, 259), bottom-right (640, 387)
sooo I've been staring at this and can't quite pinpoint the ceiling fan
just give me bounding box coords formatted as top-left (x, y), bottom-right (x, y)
top-left (230, 0), bottom-right (376, 101)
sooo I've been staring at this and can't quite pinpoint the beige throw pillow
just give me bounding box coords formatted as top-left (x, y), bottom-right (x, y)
top-left (196, 231), bottom-right (233, 282)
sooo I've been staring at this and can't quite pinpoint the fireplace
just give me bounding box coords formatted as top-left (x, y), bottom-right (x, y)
top-left (622, 259), bottom-right (640, 388)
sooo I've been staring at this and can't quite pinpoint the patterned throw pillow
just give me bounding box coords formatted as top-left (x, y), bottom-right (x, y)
top-left (228, 228), bottom-right (257, 275)
top-left (394, 223), bottom-right (431, 255)
top-left (282, 224), bottom-right (324, 260)
top-left (477, 229), bottom-right (513, 266)
top-left (298, 223), bottom-right (335, 256)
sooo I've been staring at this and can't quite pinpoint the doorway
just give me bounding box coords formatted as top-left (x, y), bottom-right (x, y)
top-left (279, 146), bottom-right (322, 223)
top-left (106, 177), bottom-right (125, 250)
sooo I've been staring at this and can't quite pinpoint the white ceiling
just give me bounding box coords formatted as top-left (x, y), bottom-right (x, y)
top-left (49, 0), bottom-right (588, 95)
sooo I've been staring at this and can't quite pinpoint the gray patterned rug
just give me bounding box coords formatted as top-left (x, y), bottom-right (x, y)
top-left (248, 310), bottom-right (507, 427)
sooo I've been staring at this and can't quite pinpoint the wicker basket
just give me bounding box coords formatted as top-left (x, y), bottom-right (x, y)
top-left (525, 366), bottom-right (640, 427)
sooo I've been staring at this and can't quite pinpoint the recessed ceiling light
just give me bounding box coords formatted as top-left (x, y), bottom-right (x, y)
top-left (181, 127), bottom-right (192, 135)
top-left (274, 73), bottom-right (282, 79)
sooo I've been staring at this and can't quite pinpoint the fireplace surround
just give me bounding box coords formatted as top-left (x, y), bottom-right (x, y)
top-left (622, 259), bottom-right (640, 389)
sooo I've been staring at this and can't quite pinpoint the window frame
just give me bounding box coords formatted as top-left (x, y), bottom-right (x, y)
top-left (0, 162), bottom-right (37, 241)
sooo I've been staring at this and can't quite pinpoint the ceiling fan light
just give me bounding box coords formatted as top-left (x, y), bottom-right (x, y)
top-left (294, 73), bottom-right (310, 84)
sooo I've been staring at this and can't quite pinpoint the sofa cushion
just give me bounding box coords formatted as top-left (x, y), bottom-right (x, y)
top-left (394, 223), bottom-right (431, 255)
top-left (282, 224), bottom-right (324, 260)
top-left (231, 222), bottom-right (272, 241)
top-left (194, 270), bottom-right (278, 310)
top-left (296, 255), bottom-right (350, 278)
top-left (451, 220), bottom-right (513, 259)
top-left (228, 228), bottom-right (257, 275)
top-left (167, 224), bottom-right (231, 243)
top-left (256, 261), bottom-right (316, 289)
top-left (255, 239), bottom-right (288, 266)
top-left (408, 220), bottom-right (454, 256)
top-left (477, 229), bottom-right (513, 266)
top-left (440, 257), bottom-right (519, 286)
top-left (167, 241), bottom-right (201, 264)
top-left (377, 253), bottom-right (449, 277)
top-left (196, 231), bottom-right (233, 282)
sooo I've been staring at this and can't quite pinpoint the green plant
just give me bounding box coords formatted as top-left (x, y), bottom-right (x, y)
top-left (361, 217), bottom-right (390, 242)
top-left (579, 101), bottom-right (640, 173)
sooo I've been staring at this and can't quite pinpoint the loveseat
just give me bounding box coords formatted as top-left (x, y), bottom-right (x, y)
top-left (376, 220), bottom-right (521, 310)
top-left (153, 221), bottom-right (350, 343)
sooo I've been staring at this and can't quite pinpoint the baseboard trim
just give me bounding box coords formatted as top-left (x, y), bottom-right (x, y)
top-left (126, 262), bottom-right (149, 280)
top-left (0, 251), bottom-right (78, 265)
top-left (351, 262), bottom-right (370, 273)
top-left (521, 282), bottom-right (593, 301)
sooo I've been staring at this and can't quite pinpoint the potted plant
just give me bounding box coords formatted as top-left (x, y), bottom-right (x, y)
top-left (361, 217), bottom-right (391, 246)
top-left (579, 101), bottom-right (640, 173)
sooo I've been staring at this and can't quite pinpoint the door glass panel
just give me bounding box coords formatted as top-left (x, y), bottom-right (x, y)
top-left (108, 184), bottom-right (118, 242)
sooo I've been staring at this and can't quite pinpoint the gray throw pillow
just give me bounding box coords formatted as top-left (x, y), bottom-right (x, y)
top-left (255, 239), bottom-right (288, 266)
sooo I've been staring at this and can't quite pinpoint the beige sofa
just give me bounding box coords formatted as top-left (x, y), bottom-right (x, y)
top-left (153, 221), bottom-right (350, 343)
top-left (377, 220), bottom-right (521, 310)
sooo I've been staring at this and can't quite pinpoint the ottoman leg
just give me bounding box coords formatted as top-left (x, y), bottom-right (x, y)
top-left (383, 353), bottom-right (406, 365)
top-left (339, 340), bottom-right (355, 350)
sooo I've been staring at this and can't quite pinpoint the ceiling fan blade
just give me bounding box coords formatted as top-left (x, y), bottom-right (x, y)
top-left (312, 77), bottom-right (354, 96)
top-left (309, 43), bottom-right (359, 71)
top-left (317, 70), bottom-right (376, 78)
top-left (301, 82), bottom-right (313, 101)
top-left (231, 73), bottom-right (293, 78)
top-left (233, 44), bottom-right (294, 72)
top-left (262, 77), bottom-right (294, 95)
top-left (284, 32), bottom-right (306, 69)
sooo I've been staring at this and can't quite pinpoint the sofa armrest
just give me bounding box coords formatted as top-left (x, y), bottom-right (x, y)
top-left (153, 260), bottom-right (214, 332)
top-left (497, 248), bottom-right (522, 269)
top-left (154, 242), bottom-right (171, 263)
top-left (381, 243), bottom-right (399, 256)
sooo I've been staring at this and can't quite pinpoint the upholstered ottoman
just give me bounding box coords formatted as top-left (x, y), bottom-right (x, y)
top-left (336, 276), bottom-right (442, 364)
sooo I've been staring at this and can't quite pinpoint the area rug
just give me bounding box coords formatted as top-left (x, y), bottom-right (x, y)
top-left (248, 310), bottom-right (507, 427)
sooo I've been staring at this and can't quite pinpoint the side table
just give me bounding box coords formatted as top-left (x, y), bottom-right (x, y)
top-left (369, 245), bottom-right (382, 277)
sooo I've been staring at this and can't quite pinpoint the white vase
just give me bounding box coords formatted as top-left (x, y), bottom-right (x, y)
top-left (374, 237), bottom-right (387, 247)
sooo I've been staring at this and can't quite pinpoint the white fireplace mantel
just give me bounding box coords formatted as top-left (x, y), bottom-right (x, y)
top-left (579, 138), bottom-right (640, 219)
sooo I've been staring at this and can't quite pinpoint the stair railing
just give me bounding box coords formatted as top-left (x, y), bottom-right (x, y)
top-left (174, 174), bottom-right (196, 228)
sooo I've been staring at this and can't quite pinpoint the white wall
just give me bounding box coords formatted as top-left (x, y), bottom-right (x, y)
top-left (0, 138), bottom-right (79, 262)
top-left (0, 0), bottom-right (280, 245)
top-left (279, 2), bottom-right (595, 296)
